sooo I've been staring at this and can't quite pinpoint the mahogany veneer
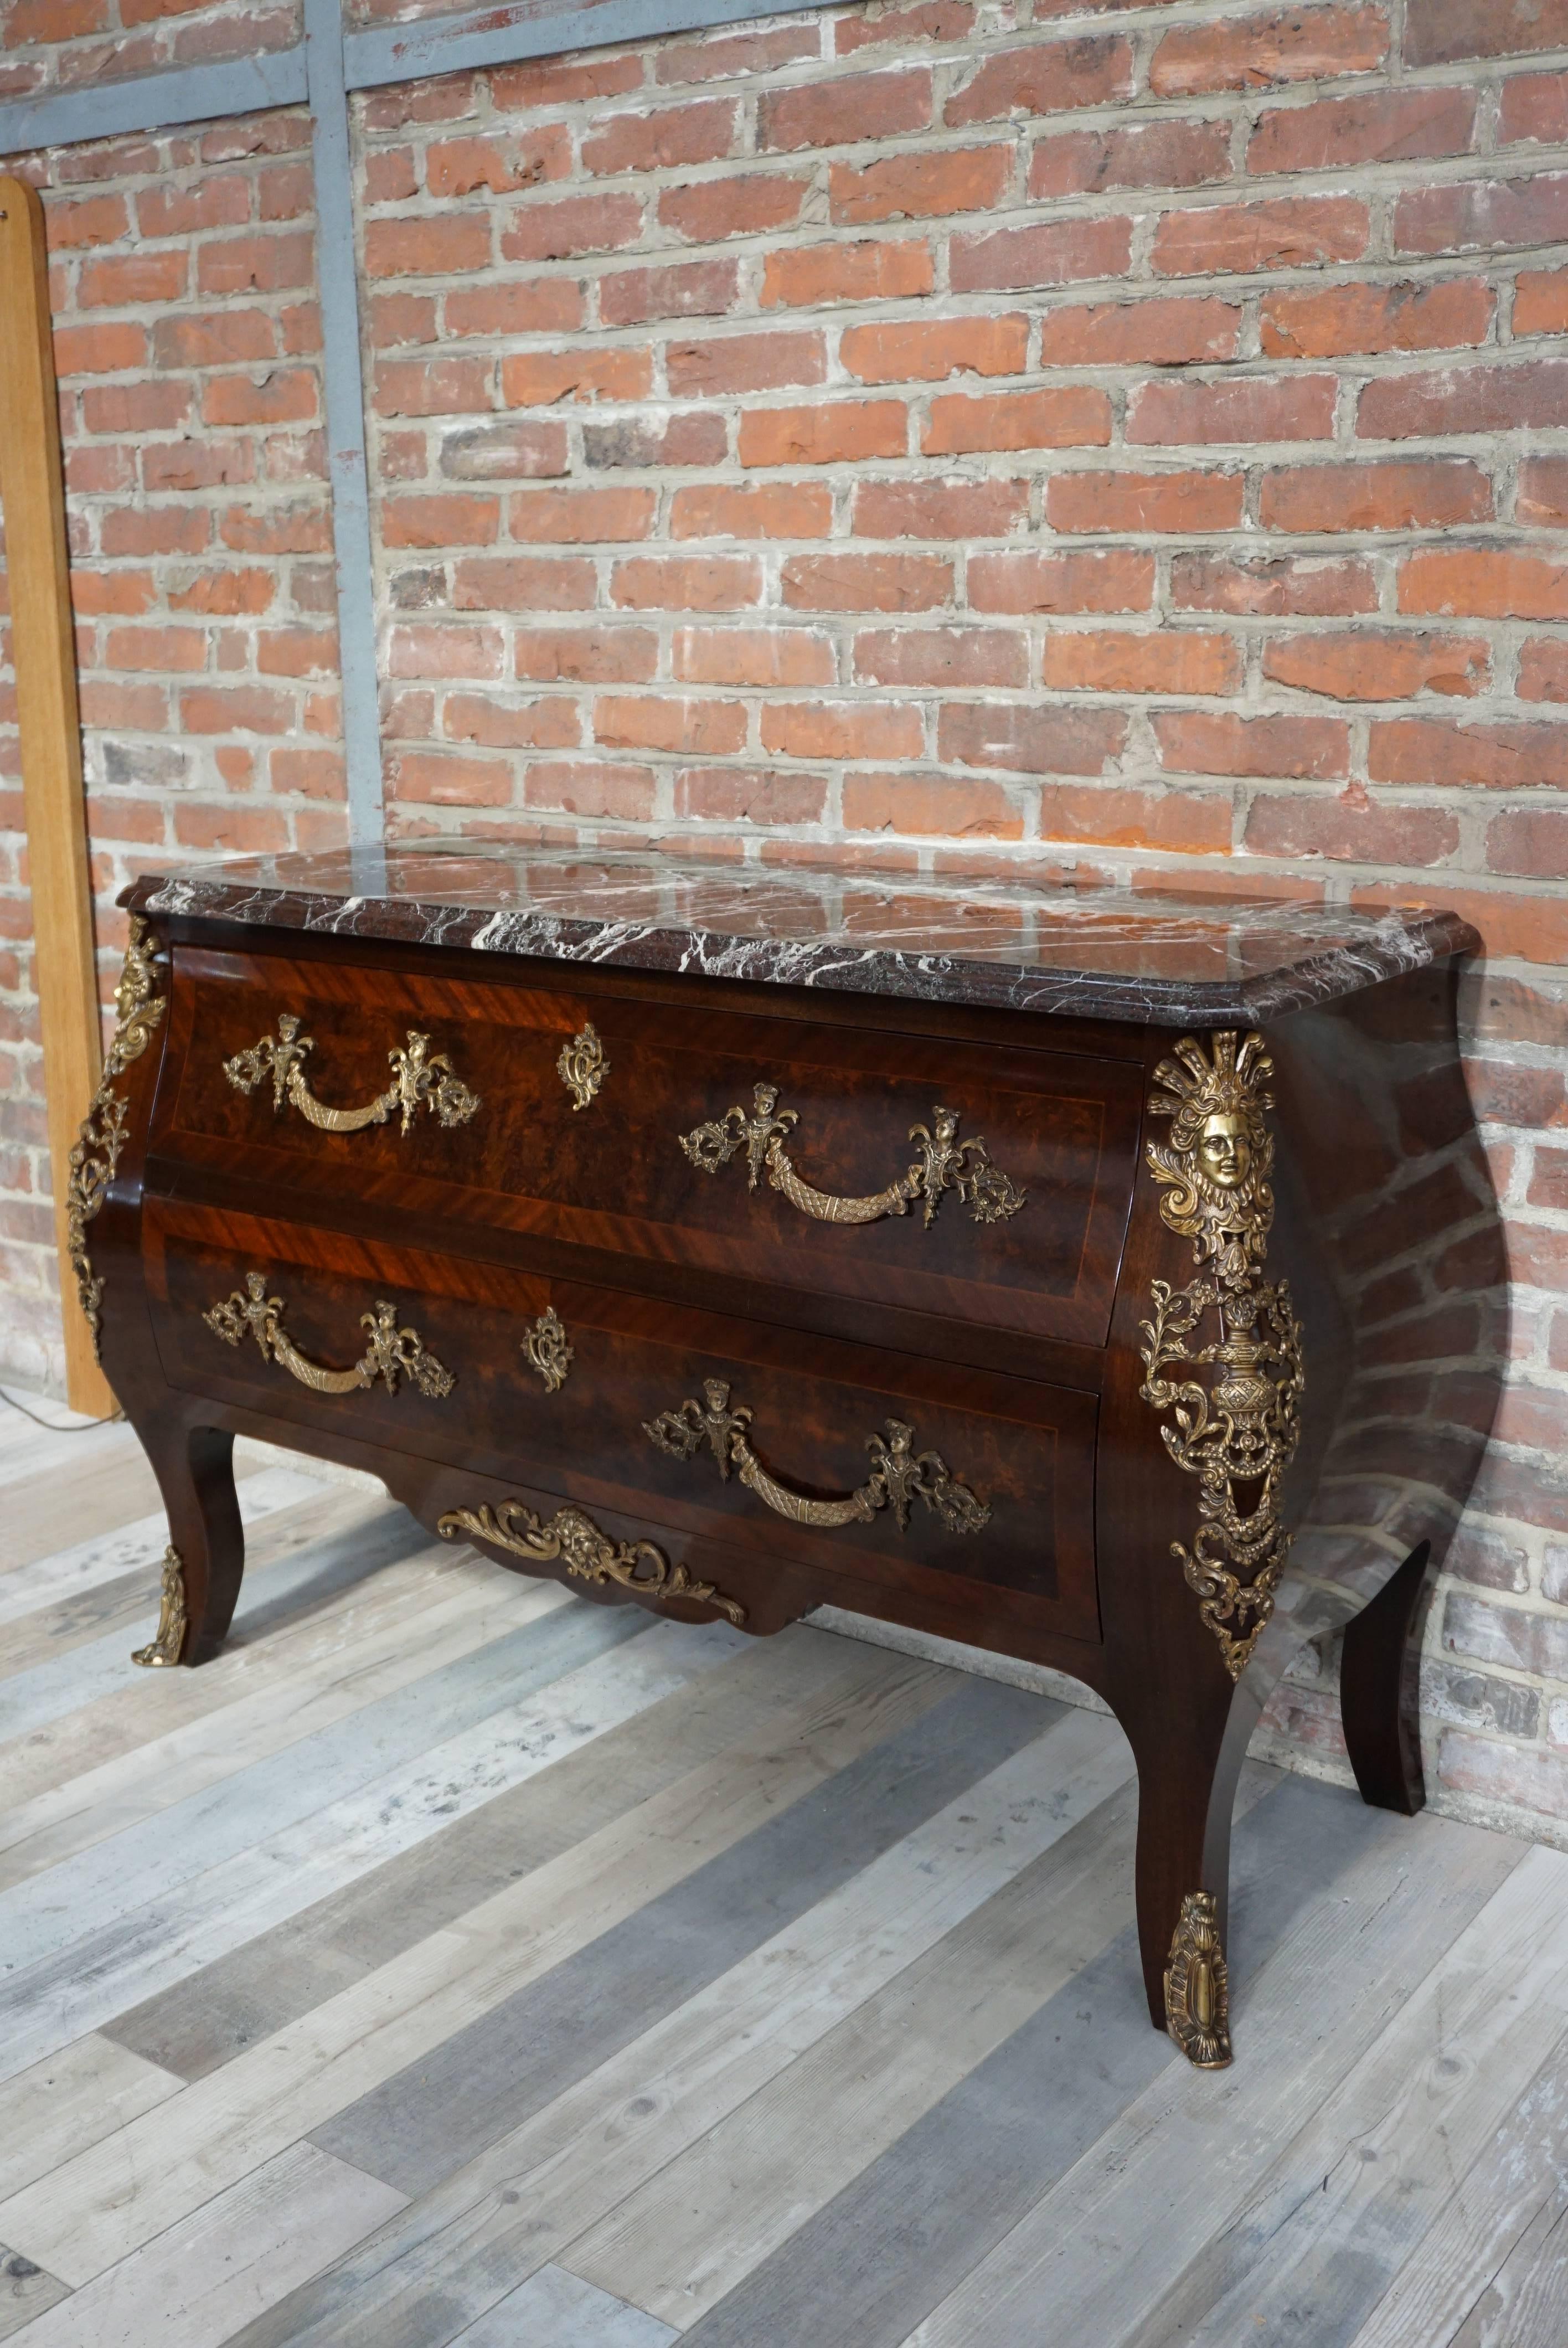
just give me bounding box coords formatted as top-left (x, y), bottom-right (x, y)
top-left (81, 847), bottom-right (1507, 2068)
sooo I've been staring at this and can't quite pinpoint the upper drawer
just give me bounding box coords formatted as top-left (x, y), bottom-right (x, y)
top-left (157, 946), bottom-right (1141, 1347)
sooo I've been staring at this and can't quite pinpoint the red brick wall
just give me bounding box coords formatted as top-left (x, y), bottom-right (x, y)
top-left (0, 0), bottom-right (1566, 1839)
top-left (0, 110), bottom-right (343, 1383)
top-left (0, 0), bottom-right (298, 102)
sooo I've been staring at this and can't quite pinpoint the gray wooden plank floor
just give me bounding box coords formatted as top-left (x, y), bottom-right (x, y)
top-left (2, 1392), bottom-right (1564, 2348)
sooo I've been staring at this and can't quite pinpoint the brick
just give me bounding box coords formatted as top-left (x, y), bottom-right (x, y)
top-left (81, 378), bottom-right (192, 435)
top-left (938, 702), bottom-right (1126, 776)
top-left (220, 502), bottom-right (332, 555)
top-left (7, 0), bottom-right (106, 41)
top-left (1360, 361), bottom-right (1568, 440)
top-left (670, 483), bottom-right (833, 539)
top-left (1264, 630), bottom-right (1488, 700)
top-left (781, 553), bottom-right (952, 611)
top-left (508, 487), bottom-right (656, 543)
top-left (600, 259), bottom-right (739, 326)
top-left (923, 387), bottom-right (1110, 455)
top-left (1261, 460), bottom-right (1492, 532)
top-left (1153, 196), bottom-right (1368, 277)
top-left (514, 628), bottom-right (657, 683)
top-left (760, 68), bottom-right (931, 151)
top-left (1038, 783), bottom-right (1232, 854)
top-left (1046, 470), bottom-right (1244, 534)
top-left (610, 555), bottom-right (762, 610)
top-left (78, 250), bottom-right (186, 306)
top-left (674, 766), bottom-right (827, 825)
top-left (1037, 297), bottom-right (1240, 367)
top-left (761, 238), bottom-right (934, 308)
top-left (1151, 6), bottom-right (1389, 96)
top-left (674, 627), bottom-right (838, 687)
top-left (195, 230), bottom-right (314, 299)
top-left (829, 145), bottom-right (1012, 226)
top-left (370, 292), bottom-right (437, 348)
top-left (1370, 719), bottom-right (1568, 789)
top-left (135, 181), bottom-right (248, 240)
top-left (1530, 1147), bottom-right (1568, 1211)
top-left (167, 568), bottom-right (275, 615)
top-left (490, 54), bottom-right (642, 107)
top-left (499, 194), bottom-right (644, 264)
top-left (836, 0), bottom-right (973, 50)
top-left (501, 349), bottom-right (653, 407)
top-left (657, 23), bottom-right (821, 81)
top-left (1250, 86), bottom-right (1473, 174)
top-left (1244, 794), bottom-right (1459, 865)
top-left (153, 310), bottom-right (276, 367)
top-left (1262, 277), bottom-right (1492, 358)
top-left (853, 627), bottom-right (1028, 689)
top-left (1499, 70), bottom-right (1568, 146)
top-left (50, 321), bottom-right (146, 375)
top-left (365, 217), bottom-right (489, 279)
top-left (844, 771), bottom-right (1022, 840)
top-left (760, 702), bottom-right (924, 761)
top-left (666, 331), bottom-right (825, 396)
top-left (440, 420), bottom-right (570, 481)
top-left (841, 315), bottom-right (1028, 384)
top-left (659, 175), bottom-right (808, 243)
top-left (1131, 375), bottom-right (1335, 445)
top-left (425, 128), bottom-right (570, 198)
top-left (594, 696), bottom-right (747, 755)
top-left (202, 370), bottom-right (317, 428)
top-left (523, 763), bottom-right (658, 821)
top-left (69, 569), bottom-right (154, 617)
top-left (1518, 641), bottom-right (1568, 703)
top-left (1041, 630), bottom-right (1241, 696)
top-left (453, 558), bottom-right (597, 611)
top-left (387, 625), bottom-right (506, 681)
top-left (388, 750), bottom-right (512, 807)
top-left (79, 680), bottom-right (169, 729)
top-left (1488, 807), bottom-right (1568, 882)
top-left (1516, 269), bottom-right (1568, 337)
top-left (740, 400), bottom-right (907, 467)
top-left (1396, 174), bottom-right (1568, 258)
top-left (1171, 552), bottom-right (1378, 614)
top-left (1029, 119), bottom-right (1230, 199)
top-left (969, 549), bottom-right (1154, 614)
top-left (1405, 0), bottom-right (1568, 68)
top-left (373, 358), bottom-right (493, 418)
top-left (945, 37), bottom-right (1132, 125)
top-left (179, 686), bottom-right (293, 735)
top-left (443, 280), bottom-right (584, 337)
top-left (1399, 548), bottom-right (1568, 620)
top-left (851, 477), bottom-right (1028, 539)
top-left (101, 506), bottom-right (209, 557)
top-left (383, 494), bottom-right (501, 548)
top-left (582, 414), bottom-right (728, 469)
top-left (951, 216), bottom-right (1132, 294)
top-left (582, 99), bottom-right (739, 175)
top-left (1154, 709), bottom-right (1349, 779)
top-left (365, 150), bottom-right (418, 204)
top-left (257, 627), bottom-right (338, 679)
top-left (173, 804), bottom-right (291, 854)
top-left (103, 625), bottom-right (207, 674)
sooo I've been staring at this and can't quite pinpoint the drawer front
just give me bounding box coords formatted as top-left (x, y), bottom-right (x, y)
top-left (145, 1202), bottom-right (1101, 1642)
top-left (157, 946), bottom-right (1140, 1348)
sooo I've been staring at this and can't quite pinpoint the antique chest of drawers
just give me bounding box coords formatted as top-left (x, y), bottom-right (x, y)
top-left (77, 846), bottom-right (1505, 2069)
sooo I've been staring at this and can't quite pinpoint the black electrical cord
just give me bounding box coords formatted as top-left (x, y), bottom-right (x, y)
top-left (0, 1384), bottom-right (123, 1431)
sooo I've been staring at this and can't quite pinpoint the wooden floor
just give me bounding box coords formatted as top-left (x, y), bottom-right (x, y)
top-left (3, 1394), bottom-right (1567, 2348)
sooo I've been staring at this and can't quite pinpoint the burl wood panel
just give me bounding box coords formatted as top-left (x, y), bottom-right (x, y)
top-left (154, 946), bottom-right (1141, 1351)
top-left (143, 1198), bottom-right (1102, 1644)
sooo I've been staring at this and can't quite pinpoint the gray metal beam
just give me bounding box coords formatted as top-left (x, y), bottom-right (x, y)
top-left (344, 0), bottom-right (840, 90)
top-left (305, 0), bottom-right (383, 848)
top-left (0, 48), bottom-right (307, 158)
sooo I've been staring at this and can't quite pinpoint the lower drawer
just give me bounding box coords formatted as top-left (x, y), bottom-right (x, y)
top-left (145, 1201), bottom-right (1101, 1644)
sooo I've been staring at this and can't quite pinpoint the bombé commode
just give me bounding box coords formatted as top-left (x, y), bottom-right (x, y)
top-left (74, 845), bottom-right (1505, 2069)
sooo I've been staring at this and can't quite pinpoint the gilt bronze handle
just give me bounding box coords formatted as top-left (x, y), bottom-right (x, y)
top-left (679, 1084), bottom-right (1024, 1230)
top-left (437, 1499), bottom-right (745, 1626)
top-left (204, 1270), bottom-right (455, 1399)
top-left (224, 1015), bottom-right (480, 1136)
top-left (645, 1378), bottom-right (989, 1536)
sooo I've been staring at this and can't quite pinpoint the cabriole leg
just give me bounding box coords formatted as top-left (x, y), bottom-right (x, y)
top-left (1339, 1538), bottom-right (1433, 1817)
top-left (131, 1420), bottom-right (245, 1667)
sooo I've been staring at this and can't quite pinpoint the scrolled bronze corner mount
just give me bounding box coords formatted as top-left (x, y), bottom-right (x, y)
top-left (1138, 1032), bottom-right (1305, 1681)
top-left (1164, 1890), bottom-right (1232, 2069)
top-left (68, 917), bottom-right (168, 1361)
top-left (131, 1544), bottom-right (188, 1669)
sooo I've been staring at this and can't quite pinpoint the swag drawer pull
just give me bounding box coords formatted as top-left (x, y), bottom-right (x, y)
top-left (645, 1378), bottom-right (989, 1537)
top-left (679, 1085), bottom-right (1025, 1230)
top-left (204, 1271), bottom-right (455, 1399)
top-left (224, 1016), bottom-right (480, 1136)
